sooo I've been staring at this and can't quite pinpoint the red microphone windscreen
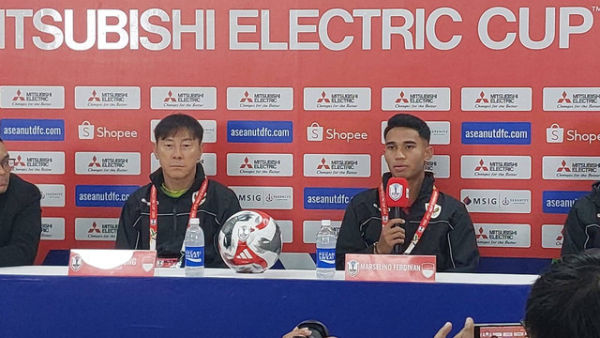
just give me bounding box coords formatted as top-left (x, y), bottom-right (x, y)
top-left (386, 177), bottom-right (410, 208)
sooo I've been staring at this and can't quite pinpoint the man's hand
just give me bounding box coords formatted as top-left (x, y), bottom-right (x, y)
top-left (434, 317), bottom-right (475, 338)
top-left (376, 218), bottom-right (405, 254)
top-left (282, 327), bottom-right (312, 338)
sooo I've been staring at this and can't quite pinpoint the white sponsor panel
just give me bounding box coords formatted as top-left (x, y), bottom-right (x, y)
top-left (381, 121), bottom-right (450, 145)
top-left (78, 121), bottom-right (139, 141)
top-left (304, 87), bottom-right (371, 111)
top-left (303, 221), bottom-right (341, 244)
top-left (227, 87), bottom-right (293, 110)
top-left (41, 218), bottom-right (65, 241)
top-left (543, 87), bottom-right (600, 111)
top-left (227, 153), bottom-right (292, 177)
top-left (75, 152), bottom-right (141, 175)
top-left (461, 87), bottom-right (532, 111)
top-left (380, 155), bottom-right (450, 178)
top-left (304, 154), bottom-right (370, 177)
top-left (474, 223), bottom-right (531, 248)
top-left (151, 87), bottom-right (217, 110)
top-left (150, 153), bottom-right (216, 176)
top-left (10, 151), bottom-right (65, 175)
top-left (276, 220), bottom-right (293, 244)
top-left (150, 119), bottom-right (216, 143)
top-left (461, 189), bottom-right (531, 213)
top-left (307, 121), bottom-right (369, 143)
top-left (75, 218), bottom-right (119, 241)
top-left (75, 86), bottom-right (140, 109)
top-left (0, 86), bottom-right (64, 108)
top-left (543, 156), bottom-right (600, 180)
top-left (231, 186), bottom-right (293, 210)
top-left (541, 224), bottom-right (564, 249)
top-left (37, 184), bottom-right (65, 207)
top-left (461, 156), bottom-right (531, 179)
top-left (381, 87), bottom-right (450, 111)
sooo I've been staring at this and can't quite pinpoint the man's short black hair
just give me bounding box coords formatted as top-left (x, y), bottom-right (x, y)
top-left (0, 137), bottom-right (3, 143)
top-left (154, 114), bottom-right (203, 143)
top-left (524, 251), bottom-right (600, 338)
top-left (384, 113), bottom-right (430, 142)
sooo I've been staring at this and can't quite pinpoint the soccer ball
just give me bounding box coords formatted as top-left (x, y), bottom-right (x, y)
top-left (218, 210), bottom-right (282, 273)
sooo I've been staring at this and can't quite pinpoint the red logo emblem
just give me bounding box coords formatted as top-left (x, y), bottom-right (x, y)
top-left (12, 89), bottom-right (25, 101)
top-left (88, 222), bottom-right (101, 233)
top-left (240, 157), bottom-right (253, 169)
top-left (395, 91), bottom-right (409, 103)
top-left (475, 91), bottom-right (489, 103)
top-left (317, 91), bottom-right (330, 103)
top-left (317, 158), bottom-right (330, 169)
top-left (558, 91), bottom-right (572, 103)
top-left (164, 90), bottom-right (176, 102)
top-left (474, 159), bottom-right (488, 172)
top-left (476, 227), bottom-right (488, 240)
top-left (88, 156), bottom-right (101, 168)
top-left (88, 90), bottom-right (100, 102)
top-left (557, 160), bottom-right (571, 172)
top-left (240, 91), bottom-right (253, 103)
top-left (13, 155), bottom-right (26, 167)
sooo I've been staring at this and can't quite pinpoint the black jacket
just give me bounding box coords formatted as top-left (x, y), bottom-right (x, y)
top-left (561, 181), bottom-right (600, 256)
top-left (115, 163), bottom-right (241, 267)
top-left (336, 172), bottom-right (479, 272)
top-left (0, 174), bottom-right (41, 267)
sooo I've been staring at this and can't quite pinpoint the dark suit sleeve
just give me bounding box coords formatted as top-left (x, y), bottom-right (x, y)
top-left (115, 196), bottom-right (141, 249)
top-left (218, 188), bottom-right (242, 225)
top-left (447, 202), bottom-right (479, 272)
top-left (561, 199), bottom-right (591, 256)
top-left (0, 187), bottom-right (41, 267)
top-left (335, 198), bottom-right (374, 270)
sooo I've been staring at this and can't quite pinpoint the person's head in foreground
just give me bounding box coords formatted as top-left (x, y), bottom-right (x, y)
top-left (524, 251), bottom-right (600, 338)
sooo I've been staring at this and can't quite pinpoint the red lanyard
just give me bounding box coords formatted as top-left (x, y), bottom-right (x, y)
top-left (377, 183), bottom-right (439, 255)
top-left (149, 178), bottom-right (208, 251)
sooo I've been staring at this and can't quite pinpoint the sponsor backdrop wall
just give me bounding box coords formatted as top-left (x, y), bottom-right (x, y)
top-left (1, 1), bottom-right (599, 264)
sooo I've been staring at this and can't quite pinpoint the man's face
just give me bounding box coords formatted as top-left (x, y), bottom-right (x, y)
top-left (154, 129), bottom-right (202, 182)
top-left (0, 142), bottom-right (11, 194)
top-left (384, 127), bottom-right (432, 180)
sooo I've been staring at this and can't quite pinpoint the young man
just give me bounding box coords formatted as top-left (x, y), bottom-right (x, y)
top-left (116, 114), bottom-right (241, 267)
top-left (561, 181), bottom-right (600, 256)
top-left (335, 114), bottom-right (479, 272)
top-left (0, 137), bottom-right (42, 267)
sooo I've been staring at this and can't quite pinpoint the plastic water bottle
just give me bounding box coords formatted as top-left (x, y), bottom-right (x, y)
top-left (316, 220), bottom-right (336, 280)
top-left (185, 218), bottom-right (205, 277)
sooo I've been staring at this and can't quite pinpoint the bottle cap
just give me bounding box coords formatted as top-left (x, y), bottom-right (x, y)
top-left (321, 219), bottom-right (331, 226)
top-left (189, 218), bottom-right (200, 226)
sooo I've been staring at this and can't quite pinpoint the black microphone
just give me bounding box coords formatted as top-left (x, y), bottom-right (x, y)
top-left (385, 177), bottom-right (410, 254)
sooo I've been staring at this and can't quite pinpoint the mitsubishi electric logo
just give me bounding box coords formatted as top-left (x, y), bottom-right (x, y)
top-left (151, 87), bottom-right (216, 110)
top-left (544, 88), bottom-right (600, 111)
top-left (461, 87), bottom-right (531, 111)
top-left (475, 91), bottom-right (489, 103)
top-left (543, 157), bottom-right (600, 180)
top-left (461, 156), bottom-right (531, 179)
top-left (227, 87), bottom-right (293, 110)
top-left (304, 154), bottom-right (370, 177)
top-left (75, 86), bottom-right (140, 109)
top-left (75, 152), bottom-right (140, 175)
top-left (0, 86), bottom-right (64, 108)
top-left (304, 87), bottom-right (371, 111)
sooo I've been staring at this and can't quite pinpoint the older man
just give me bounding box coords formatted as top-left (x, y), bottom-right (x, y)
top-left (0, 137), bottom-right (42, 266)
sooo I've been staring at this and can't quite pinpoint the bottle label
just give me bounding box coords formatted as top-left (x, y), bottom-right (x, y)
top-left (185, 246), bottom-right (205, 267)
top-left (316, 248), bottom-right (336, 269)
